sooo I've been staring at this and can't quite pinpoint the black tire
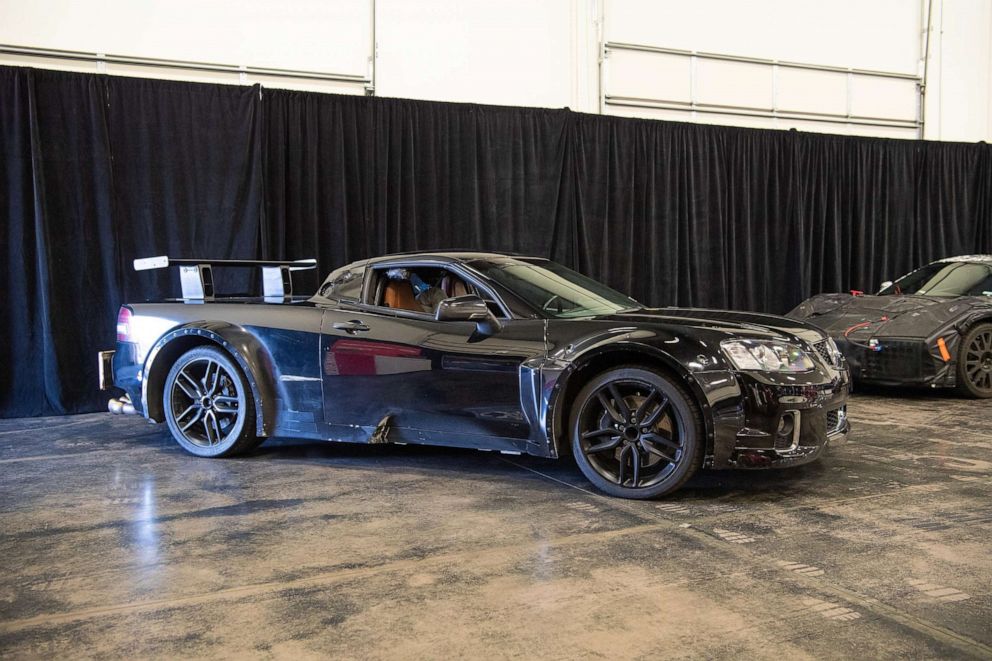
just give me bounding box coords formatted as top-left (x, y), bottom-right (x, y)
top-left (163, 346), bottom-right (262, 457)
top-left (569, 366), bottom-right (703, 499)
top-left (956, 323), bottom-right (992, 398)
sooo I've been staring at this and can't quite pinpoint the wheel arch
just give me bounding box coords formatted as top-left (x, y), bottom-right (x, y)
top-left (953, 315), bottom-right (992, 397)
top-left (549, 343), bottom-right (715, 460)
top-left (958, 312), bottom-right (992, 336)
top-left (142, 323), bottom-right (277, 436)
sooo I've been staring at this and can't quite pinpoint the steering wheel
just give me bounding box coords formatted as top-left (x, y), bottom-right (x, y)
top-left (541, 294), bottom-right (563, 312)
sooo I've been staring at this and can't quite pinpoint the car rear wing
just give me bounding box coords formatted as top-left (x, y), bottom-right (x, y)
top-left (134, 256), bottom-right (317, 301)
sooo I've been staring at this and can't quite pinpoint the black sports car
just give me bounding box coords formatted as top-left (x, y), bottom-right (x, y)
top-left (789, 255), bottom-right (992, 398)
top-left (100, 252), bottom-right (850, 499)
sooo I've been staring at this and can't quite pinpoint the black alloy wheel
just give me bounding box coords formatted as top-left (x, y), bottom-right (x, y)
top-left (570, 366), bottom-right (703, 499)
top-left (957, 324), bottom-right (992, 398)
top-left (164, 346), bottom-right (261, 457)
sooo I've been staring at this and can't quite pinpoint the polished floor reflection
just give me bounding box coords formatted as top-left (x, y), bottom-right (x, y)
top-left (1, 390), bottom-right (990, 658)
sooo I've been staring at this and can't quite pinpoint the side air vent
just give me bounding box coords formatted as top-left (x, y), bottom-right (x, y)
top-left (813, 339), bottom-right (838, 367)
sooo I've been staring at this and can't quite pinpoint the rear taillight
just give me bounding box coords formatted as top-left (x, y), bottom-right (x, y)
top-left (116, 307), bottom-right (132, 342)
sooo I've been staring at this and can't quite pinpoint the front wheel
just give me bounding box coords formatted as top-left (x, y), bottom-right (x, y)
top-left (956, 324), bottom-right (992, 398)
top-left (569, 366), bottom-right (703, 499)
top-left (163, 346), bottom-right (261, 457)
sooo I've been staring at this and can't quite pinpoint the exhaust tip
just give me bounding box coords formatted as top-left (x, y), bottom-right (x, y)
top-left (108, 396), bottom-right (136, 415)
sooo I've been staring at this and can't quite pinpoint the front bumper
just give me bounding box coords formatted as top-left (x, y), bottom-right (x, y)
top-left (705, 367), bottom-right (851, 470)
top-left (835, 335), bottom-right (956, 388)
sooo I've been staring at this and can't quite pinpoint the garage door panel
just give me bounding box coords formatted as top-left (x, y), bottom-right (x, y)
top-left (850, 75), bottom-right (919, 121)
top-left (776, 68), bottom-right (848, 116)
top-left (695, 59), bottom-right (773, 110)
top-left (607, 49), bottom-right (692, 103)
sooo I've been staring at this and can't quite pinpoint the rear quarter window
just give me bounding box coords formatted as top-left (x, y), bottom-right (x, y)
top-left (321, 266), bottom-right (364, 301)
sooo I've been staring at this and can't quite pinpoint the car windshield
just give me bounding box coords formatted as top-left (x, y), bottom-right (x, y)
top-left (471, 259), bottom-right (641, 318)
top-left (880, 262), bottom-right (992, 297)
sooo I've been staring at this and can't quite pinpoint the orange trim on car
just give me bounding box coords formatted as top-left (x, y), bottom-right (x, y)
top-left (937, 337), bottom-right (951, 362)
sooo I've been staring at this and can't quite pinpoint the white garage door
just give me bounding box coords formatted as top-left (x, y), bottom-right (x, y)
top-left (600, 0), bottom-right (925, 138)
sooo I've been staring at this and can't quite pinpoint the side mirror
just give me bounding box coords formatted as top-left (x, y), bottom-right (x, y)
top-left (435, 295), bottom-right (502, 335)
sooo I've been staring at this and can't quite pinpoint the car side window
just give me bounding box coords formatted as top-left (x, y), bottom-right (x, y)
top-left (965, 266), bottom-right (992, 297)
top-left (368, 265), bottom-right (509, 318)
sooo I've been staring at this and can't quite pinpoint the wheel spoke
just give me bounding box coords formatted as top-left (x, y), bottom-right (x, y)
top-left (608, 384), bottom-right (630, 420)
top-left (202, 410), bottom-right (223, 445)
top-left (596, 392), bottom-right (624, 423)
top-left (213, 395), bottom-right (239, 414)
top-left (633, 389), bottom-right (658, 422)
top-left (643, 431), bottom-right (679, 450)
top-left (617, 445), bottom-right (630, 485)
top-left (175, 403), bottom-right (198, 424)
top-left (582, 427), bottom-right (619, 439)
top-left (630, 446), bottom-right (641, 485)
top-left (639, 395), bottom-right (670, 428)
top-left (641, 437), bottom-right (677, 462)
top-left (202, 360), bottom-right (221, 395)
top-left (178, 406), bottom-right (203, 432)
top-left (585, 437), bottom-right (622, 454)
top-left (176, 371), bottom-right (200, 399)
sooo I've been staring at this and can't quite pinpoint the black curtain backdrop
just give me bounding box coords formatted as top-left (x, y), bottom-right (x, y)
top-left (2, 64), bottom-right (991, 417)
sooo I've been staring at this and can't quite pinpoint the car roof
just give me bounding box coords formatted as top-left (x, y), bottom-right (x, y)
top-left (357, 251), bottom-right (546, 266)
top-left (938, 255), bottom-right (992, 264)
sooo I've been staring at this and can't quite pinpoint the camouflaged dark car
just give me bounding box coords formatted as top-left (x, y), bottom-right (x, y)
top-left (789, 255), bottom-right (992, 398)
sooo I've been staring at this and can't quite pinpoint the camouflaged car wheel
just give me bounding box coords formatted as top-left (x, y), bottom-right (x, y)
top-left (957, 324), bottom-right (992, 399)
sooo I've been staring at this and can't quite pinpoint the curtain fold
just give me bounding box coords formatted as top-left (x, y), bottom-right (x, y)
top-left (1, 64), bottom-right (991, 418)
top-left (262, 89), bottom-right (374, 295)
top-left (368, 99), bottom-right (572, 261)
top-left (106, 76), bottom-right (264, 300)
top-left (1, 68), bottom-right (118, 417)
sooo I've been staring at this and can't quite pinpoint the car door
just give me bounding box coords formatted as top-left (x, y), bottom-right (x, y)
top-left (319, 262), bottom-right (547, 451)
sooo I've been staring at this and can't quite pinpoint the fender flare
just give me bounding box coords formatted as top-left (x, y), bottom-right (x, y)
top-left (958, 311), bottom-right (992, 335)
top-left (142, 322), bottom-right (278, 436)
top-left (547, 340), bottom-right (722, 459)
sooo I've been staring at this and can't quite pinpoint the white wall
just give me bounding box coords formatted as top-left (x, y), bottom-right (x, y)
top-left (924, 0), bottom-right (992, 141)
top-left (0, 0), bottom-right (989, 140)
top-left (374, 0), bottom-right (574, 108)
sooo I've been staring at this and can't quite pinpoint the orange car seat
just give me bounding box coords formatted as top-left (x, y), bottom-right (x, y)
top-left (382, 280), bottom-right (421, 311)
top-left (441, 274), bottom-right (469, 298)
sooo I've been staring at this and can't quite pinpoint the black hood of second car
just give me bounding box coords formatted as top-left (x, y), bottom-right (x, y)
top-left (598, 307), bottom-right (827, 344)
top-left (788, 292), bottom-right (992, 339)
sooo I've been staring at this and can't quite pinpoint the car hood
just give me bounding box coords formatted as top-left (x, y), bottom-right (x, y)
top-left (788, 293), bottom-right (992, 339)
top-left (598, 307), bottom-right (827, 344)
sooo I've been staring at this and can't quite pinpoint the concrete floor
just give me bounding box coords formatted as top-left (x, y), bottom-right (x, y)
top-left (0, 391), bottom-right (990, 660)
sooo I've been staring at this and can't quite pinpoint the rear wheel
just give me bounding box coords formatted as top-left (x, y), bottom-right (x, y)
top-left (163, 346), bottom-right (262, 457)
top-left (569, 366), bottom-right (703, 499)
top-left (956, 324), bottom-right (992, 398)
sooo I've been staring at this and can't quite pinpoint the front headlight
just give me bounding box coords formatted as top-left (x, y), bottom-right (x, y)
top-left (721, 339), bottom-right (815, 372)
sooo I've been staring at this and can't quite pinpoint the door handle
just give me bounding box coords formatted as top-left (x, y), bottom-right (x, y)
top-left (332, 319), bottom-right (370, 334)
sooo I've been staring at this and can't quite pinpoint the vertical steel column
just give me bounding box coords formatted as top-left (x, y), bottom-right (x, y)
top-left (366, 0), bottom-right (376, 96)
